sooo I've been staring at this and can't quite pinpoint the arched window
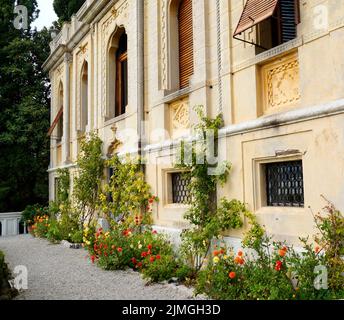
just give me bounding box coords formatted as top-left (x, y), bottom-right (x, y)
top-left (108, 28), bottom-right (128, 118)
top-left (178, 0), bottom-right (194, 89)
top-left (81, 61), bottom-right (88, 132)
top-left (56, 82), bottom-right (64, 143)
top-left (169, 0), bottom-right (194, 90)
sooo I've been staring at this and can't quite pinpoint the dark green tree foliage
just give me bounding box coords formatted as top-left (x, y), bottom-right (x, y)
top-left (0, 0), bottom-right (51, 211)
top-left (53, 0), bottom-right (86, 23)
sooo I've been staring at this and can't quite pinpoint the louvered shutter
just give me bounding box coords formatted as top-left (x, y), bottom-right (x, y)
top-left (234, 0), bottom-right (279, 36)
top-left (178, 0), bottom-right (194, 89)
top-left (280, 0), bottom-right (297, 42)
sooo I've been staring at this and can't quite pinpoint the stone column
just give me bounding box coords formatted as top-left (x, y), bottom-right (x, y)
top-left (62, 52), bottom-right (73, 164)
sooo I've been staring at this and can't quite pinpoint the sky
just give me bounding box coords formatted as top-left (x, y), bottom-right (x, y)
top-left (32, 0), bottom-right (58, 30)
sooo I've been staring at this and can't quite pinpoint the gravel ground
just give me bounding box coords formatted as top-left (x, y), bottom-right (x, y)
top-left (0, 235), bottom-right (196, 300)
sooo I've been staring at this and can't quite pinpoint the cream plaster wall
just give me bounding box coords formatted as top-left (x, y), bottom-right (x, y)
top-left (46, 0), bottom-right (344, 246)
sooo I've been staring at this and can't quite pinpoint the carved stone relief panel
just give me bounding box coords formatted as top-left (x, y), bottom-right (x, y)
top-left (261, 51), bottom-right (300, 113)
top-left (170, 97), bottom-right (190, 139)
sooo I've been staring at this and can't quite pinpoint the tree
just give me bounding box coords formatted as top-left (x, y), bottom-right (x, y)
top-left (0, 1), bottom-right (51, 211)
top-left (53, 0), bottom-right (86, 24)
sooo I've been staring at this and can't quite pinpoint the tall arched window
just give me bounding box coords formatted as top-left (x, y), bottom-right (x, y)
top-left (81, 61), bottom-right (88, 132)
top-left (56, 82), bottom-right (64, 143)
top-left (169, 0), bottom-right (194, 90)
top-left (108, 28), bottom-right (128, 118)
top-left (178, 0), bottom-right (194, 89)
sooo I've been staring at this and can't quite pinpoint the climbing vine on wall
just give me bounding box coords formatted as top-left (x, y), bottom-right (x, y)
top-left (99, 154), bottom-right (158, 230)
top-left (176, 106), bottom-right (264, 271)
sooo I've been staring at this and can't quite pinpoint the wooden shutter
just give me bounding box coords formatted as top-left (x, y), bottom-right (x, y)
top-left (47, 107), bottom-right (63, 136)
top-left (234, 0), bottom-right (279, 36)
top-left (178, 0), bottom-right (194, 89)
top-left (280, 0), bottom-right (297, 42)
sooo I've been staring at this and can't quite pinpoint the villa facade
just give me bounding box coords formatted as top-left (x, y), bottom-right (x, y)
top-left (43, 0), bottom-right (344, 247)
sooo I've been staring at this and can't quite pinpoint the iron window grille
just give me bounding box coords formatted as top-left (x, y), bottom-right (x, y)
top-left (172, 172), bottom-right (191, 204)
top-left (265, 160), bottom-right (304, 207)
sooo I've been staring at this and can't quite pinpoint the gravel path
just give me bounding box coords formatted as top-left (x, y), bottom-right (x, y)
top-left (0, 235), bottom-right (195, 300)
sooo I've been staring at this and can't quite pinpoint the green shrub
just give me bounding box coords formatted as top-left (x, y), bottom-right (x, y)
top-left (142, 255), bottom-right (177, 282)
top-left (21, 204), bottom-right (49, 226)
top-left (0, 251), bottom-right (18, 300)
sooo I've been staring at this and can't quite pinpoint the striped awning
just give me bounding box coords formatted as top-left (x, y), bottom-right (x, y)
top-left (47, 107), bottom-right (63, 136)
top-left (233, 0), bottom-right (279, 36)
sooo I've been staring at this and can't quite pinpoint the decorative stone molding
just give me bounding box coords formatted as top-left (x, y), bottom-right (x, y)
top-left (261, 52), bottom-right (300, 113)
top-left (170, 97), bottom-right (190, 139)
top-left (101, 0), bottom-right (129, 117)
top-left (107, 125), bottom-right (123, 157)
top-left (76, 44), bottom-right (89, 131)
top-left (160, 0), bottom-right (168, 90)
top-left (53, 65), bottom-right (64, 113)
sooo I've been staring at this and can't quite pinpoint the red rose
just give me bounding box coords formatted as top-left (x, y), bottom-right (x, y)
top-left (136, 262), bottom-right (143, 268)
top-left (91, 256), bottom-right (96, 263)
top-left (141, 252), bottom-right (147, 258)
top-left (147, 244), bottom-right (152, 250)
top-left (229, 272), bottom-right (236, 279)
top-left (131, 258), bottom-right (137, 264)
top-left (156, 255), bottom-right (161, 260)
top-left (117, 247), bottom-right (123, 253)
top-left (150, 256), bottom-right (155, 263)
top-left (275, 260), bottom-right (283, 271)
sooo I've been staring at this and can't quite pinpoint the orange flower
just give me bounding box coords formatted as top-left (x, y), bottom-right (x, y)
top-left (234, 257), bottom-right (245, 265)
top-left (315, 246), bottom-right (320, 253)
top-left (237, 250), bottom-right (244, 257)
top-left (213, 250), bottom-right (220, 256)
top-left (229, 272), bottom-right (236, 279)
top-left (278, 248), bottom-right (287, 257)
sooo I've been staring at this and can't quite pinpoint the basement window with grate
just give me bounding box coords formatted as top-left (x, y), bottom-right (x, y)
top-left (171, 172), bottom-right (191, 205)
top-left (264, 160), bottom-right (304, 208)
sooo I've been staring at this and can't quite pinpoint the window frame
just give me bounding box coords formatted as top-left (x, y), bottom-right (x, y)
top-left (264, 160), bottom-right (304, 208)
top-left (115, 51), bottom-right (128, 117)
top-left (254, 155), bottom-right (305, 210)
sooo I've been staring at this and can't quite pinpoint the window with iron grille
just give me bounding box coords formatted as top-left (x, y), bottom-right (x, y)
top-left (265, 160), bottom-right (304, 207)
top-left (172, 172), bottom-right (191, 204)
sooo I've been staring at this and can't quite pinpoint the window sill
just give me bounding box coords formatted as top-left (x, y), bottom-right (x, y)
top-left (232, 37), bottom-right (302, 74)
top-left (163, 203), bottom-right (190, 210)
top-left (104, 110), bottom-right (134, 127)
top-left (256, 206), bottom-right (306, 216)
top-left (161, 87), bottom-right (191, 104)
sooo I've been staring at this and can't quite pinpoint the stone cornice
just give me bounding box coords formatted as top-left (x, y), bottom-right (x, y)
top-left (43, 0), bottom-right (119, 73)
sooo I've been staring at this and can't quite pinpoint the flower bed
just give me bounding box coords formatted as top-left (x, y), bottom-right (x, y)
top-left (84, 226), bottom-right (193, 283)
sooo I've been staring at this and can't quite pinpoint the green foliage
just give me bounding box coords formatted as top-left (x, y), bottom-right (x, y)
top-left (313, 197), bottom-right (344, 291)
top-left (142, 255), bottom-right (178, 283)
top-left (56, 169), bottom-right (70, 204)
top-left (53, 0), bottom-right (85, 23)
top-left (21, 204), bottom-right (49, 226)
top-left (196, 208), bottom-right (344, 300)
top-left (0, 1), bottom-right (51, 211)
top-left (73, 132), bottom-right (104, 228)
top-left (0, 251), bottom-right (18, 300)
top-left (99, 154), bottom-right (157, 228)
top-left (88, 228), bottom-right (175, 272)
top-left (176, 107), bottom-right (247, 271)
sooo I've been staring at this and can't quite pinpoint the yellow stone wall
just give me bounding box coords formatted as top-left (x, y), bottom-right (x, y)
top-left (45, 0), bottom-right (344, 246)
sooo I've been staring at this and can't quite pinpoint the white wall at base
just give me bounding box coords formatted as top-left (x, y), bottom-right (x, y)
top-left (152, 225), bottom-right (305, 254)
top-left (152, 225), bottom-right (243, 252)
top-left (0, 212), bottom-right (24, 237)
